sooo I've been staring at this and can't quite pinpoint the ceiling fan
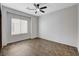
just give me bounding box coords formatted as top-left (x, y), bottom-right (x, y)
top-left (26, 3), bottom-right (47, 14)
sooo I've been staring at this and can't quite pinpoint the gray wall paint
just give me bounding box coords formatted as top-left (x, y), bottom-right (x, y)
top-left (1, 6), bottom-right (38, 46)
top-left (39, 5), bottom-right (77, 47)
top-left (77, 4), bottom-right (79, 51)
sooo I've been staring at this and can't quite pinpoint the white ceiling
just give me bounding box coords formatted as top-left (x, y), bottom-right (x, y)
top-left (2, 3), bottom-right (76, 16)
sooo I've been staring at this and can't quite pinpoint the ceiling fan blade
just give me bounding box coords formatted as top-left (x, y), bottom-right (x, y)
top-left (26, 7), bottom-right (36, 10)
top-left (37, 4), bottom-right (39, 8)
top-left (40, 10), bottom-right (45, 13)
top-left (34, 3), bottom-right (37, 8)
top-left (40, 6), bottom-right (47, 9)
top-left (35, 11), bottom-right (37, 14)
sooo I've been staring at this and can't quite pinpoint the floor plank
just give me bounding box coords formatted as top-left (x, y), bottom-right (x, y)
top-left (1, 38), bottom-right (79, 56)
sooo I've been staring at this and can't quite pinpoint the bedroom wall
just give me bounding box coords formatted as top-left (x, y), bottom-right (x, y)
top-left (39, 5), bottom-right (77, 47)
top-left (1, 6), bottom-right (38, 46)
top-left (77, 4), bottom-right (79, 51)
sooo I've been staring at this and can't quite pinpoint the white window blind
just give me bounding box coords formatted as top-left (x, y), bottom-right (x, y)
top-left (11, 18), bottom-right (28, 35)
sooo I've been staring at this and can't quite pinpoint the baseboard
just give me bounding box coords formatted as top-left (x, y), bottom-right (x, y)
top-left (5, 37), bottom-right (38, 46)
top-left (33, 37), bottom-right (41, 39)
top-left (36, 37), bottom-right (78, 49)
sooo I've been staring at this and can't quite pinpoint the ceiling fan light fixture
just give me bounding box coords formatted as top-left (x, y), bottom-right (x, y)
top-left (36, 9), bottom-right (40, 11)
top-left (26, 3), bottom-right (47, 14)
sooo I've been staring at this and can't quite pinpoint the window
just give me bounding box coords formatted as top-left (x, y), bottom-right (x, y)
top-left (11, 18), bottom-right (28, 35)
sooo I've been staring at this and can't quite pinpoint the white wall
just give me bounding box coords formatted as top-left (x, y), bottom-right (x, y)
top-left (1, 6), bottom-right (38, 46)
top-left (77, 4), bottom-right (79, 51)
top-left (39, 5), bottom-right (77, 47)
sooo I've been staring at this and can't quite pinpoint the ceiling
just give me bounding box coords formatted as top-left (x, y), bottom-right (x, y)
top-left (2, 3), bottom-right (76, 16)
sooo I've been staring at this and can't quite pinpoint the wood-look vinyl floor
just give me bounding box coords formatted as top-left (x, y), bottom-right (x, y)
top-left (1, 38), bottom-right (79, 56)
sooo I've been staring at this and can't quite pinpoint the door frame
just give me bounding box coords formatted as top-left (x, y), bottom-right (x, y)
top-left (0, 7), bottom-right (2, 50)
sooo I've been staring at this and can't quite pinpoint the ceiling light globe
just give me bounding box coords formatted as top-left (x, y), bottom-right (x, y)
top-left (37, 9), bottom-right (39, 11)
